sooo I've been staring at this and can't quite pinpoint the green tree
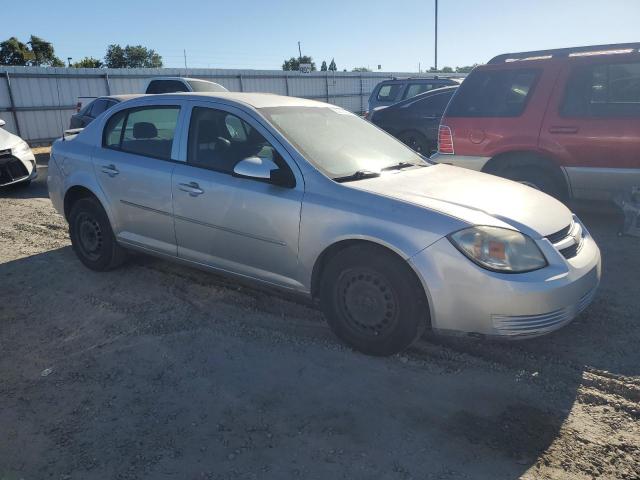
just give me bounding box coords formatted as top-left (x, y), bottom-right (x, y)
top-left (352, 66), bottom-right (371, 72)
top-left (28, 35), bottom-right (64, 67)
top-left (440, 66), bottom-right (454, 73)
top-left (320, 60), bottom-right (327, 71)
top-left (0, 37), bottom-right (30, 65)
top-left (282, 55), bottom-right (316, 71)
top-left (72, 57), bottom-right (103, 68)
top-left (328, 58), bottom-right (337, 71)
top-left (105, 44), bottom-right (163, 68)
top-left (455, 64), bottom-right (478, 73)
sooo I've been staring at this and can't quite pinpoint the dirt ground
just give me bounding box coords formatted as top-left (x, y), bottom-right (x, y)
top-left (0, 156), bottom-right (639, 480)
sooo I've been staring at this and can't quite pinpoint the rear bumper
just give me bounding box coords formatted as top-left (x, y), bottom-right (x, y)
top-left (429, 153), bottom-right (491, 171)
top-left (409, 219), bottom-right (601, 338)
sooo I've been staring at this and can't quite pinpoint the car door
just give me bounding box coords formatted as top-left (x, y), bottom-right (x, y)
top-left (403, 90), bottom-right (455, 141)
top-left (171, 102), bottom-right (304, 290)
top-left (540, 57), bottom-right (640, 199)
top-left (93, 101), bottom-right (185, 255)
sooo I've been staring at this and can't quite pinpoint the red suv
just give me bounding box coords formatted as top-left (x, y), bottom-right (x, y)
top-left (433, 43), bottom-right (640, 201)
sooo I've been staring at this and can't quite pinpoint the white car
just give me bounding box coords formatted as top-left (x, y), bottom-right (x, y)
top-left (0, 119), bottom-right (37, 187)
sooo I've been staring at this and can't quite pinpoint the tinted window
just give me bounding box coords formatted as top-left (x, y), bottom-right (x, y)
top-left (103, 106), bottom-right (180, 160)
top-left (408, 91), bottom-right (454, 115)
top-left (89, 99), bottom-right (109, 118)
top-left (187, 107), bottom-right (276, 174)
top-left (561, 62), bottom-right (640, 117)
top-left (447, 69), bottom-right (539, 117)
top-left (146, 80), bottom-right (189, 94)
top-left (376, 84), bottom-right (402, 102)
top-left (404, 83), bottom-right (435, 99)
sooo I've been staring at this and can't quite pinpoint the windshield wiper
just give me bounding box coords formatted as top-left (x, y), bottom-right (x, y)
top-left (381, 161), bottom-right (425, 171)
top-left (333, 169), bottom-right (381, 183)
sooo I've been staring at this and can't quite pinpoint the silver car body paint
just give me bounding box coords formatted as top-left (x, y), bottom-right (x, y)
top-left (48, 92), bottom-right (601, 338)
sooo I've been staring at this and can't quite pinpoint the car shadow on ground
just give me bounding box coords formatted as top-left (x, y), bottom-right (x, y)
top-left (2, 214), bottom-right (637, 479)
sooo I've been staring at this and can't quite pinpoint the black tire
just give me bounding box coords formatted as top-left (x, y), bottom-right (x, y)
top-left (320, 244), bottom-right (429, 356)
top-left (502, 165), bottom-right (564, 199)
top-left (398, 130), bottom-right (431, 155)
top-left (68, 197), bottom-right (126, 271)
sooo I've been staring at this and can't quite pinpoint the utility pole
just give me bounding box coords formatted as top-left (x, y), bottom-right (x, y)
top-left (298, 41), bottom-right (302, 62)
top-left (418, 61), bottom-right (421, 73)
top-left (434, 0), bottom-right (438, 71)
top-left (183, 49), bottom-right (188, 69)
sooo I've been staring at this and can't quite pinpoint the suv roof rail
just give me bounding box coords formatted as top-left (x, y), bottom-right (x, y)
top-left (488, 43), bottom-right (640, 64)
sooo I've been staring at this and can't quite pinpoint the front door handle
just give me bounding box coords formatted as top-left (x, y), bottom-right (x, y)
top-left (100, 164), bottom-right (119, 177)
top-left (548, 126), bottom-right (579, 134)
top-left (178, 181), bottom-right (204, 197)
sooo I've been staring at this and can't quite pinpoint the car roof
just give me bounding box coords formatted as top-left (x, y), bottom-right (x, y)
top-left (150, 91), bottom-right (334, 109)
top-left (101, 94), bottom-right (146, 102)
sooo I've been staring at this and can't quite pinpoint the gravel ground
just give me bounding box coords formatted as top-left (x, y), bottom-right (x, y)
top-left (0, 157), bottom-right (638, 479)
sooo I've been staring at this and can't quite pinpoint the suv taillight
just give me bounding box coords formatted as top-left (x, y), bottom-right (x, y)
top-left (438, 125), bottom-right (454, 154)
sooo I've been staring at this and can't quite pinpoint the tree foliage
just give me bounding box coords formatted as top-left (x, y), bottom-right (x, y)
top-left (0, 35), bottom-right (63, 66)
top-left (282, 56), bottom-right (316, 71)
top-left (455, 64), bottom-right (478, 73)
top-left (320, 60), bottom-right (327, 71)
top-left (72, 57), bottom-right (104, 68)
top-left (328, 58), bottom-right (337, 71)
top-left (104, 44), bottom-right (163, 68)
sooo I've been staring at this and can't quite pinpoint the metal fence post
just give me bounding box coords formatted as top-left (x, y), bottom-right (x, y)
top-left (325, 72), bottom-right (330, 103)
top-left (360, 74), bottom-right (364, 114)
top-left (238, 74), bottom-right (244, 92)
top-left (3, 72), bottom-right (21, 138)
top-left (284, 75), bottom-right (289, 96)
top-left (104, 73), bottom-right (112, 95)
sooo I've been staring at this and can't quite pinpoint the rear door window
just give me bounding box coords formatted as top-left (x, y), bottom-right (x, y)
top-left (146, 80), bottom-right (189, 94)
top-left (403, 83), bottom-right (435, 99)
top-left (103, 106), bottom-right (180, 160)
top-left (408, 91), bottom-right (454, 115)
top-left (561, 61), bottom-right (640, 117)
top-left (446, 69), bottom-right (539, 117)
top-left (376, 84), bottom-right (402, 102)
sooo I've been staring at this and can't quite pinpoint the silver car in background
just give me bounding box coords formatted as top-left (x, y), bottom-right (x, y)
top-left (47, 92), bottom-right (601, 356)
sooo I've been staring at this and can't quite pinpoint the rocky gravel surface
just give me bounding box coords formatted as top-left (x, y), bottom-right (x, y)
top-left (0, 162), bottom-right (638, 479)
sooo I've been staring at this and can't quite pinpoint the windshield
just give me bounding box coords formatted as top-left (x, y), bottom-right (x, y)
top-left (259, 106), bottom-right (428, 179)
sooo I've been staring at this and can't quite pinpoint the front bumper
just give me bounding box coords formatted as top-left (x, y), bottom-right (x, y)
top-left (0, 148), bottom-right (36, 186)
top-left (409, 219), bottom-right (601, 338)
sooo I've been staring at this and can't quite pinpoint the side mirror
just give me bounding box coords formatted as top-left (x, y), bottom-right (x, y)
top-left (0, 119), bottom-right (5, 128)
top-left (233, 156), bottom-right (295, 188)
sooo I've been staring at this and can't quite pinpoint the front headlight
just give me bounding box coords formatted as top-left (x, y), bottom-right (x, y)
top-left (12, 140), bottom-right (31, 156)
top-left (448, 226), bottom-right (547, 273)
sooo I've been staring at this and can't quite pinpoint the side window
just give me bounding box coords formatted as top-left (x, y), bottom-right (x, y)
top-left (409, 92), bottom-right (453, 115)
top-left (447, 69), bottom-right (539, 117)
top-left (404, 83), bottom-right (434, 99)
top-left (187, 107), bottom-right (276, 174)
top-left (89, 99), bottom-right (109, 118)
top-left (561, 62), bottom-right (640, 117)
top-left (146, 80), bottom-right (189, 94)
top-left (102, 106), bottom-right (180, 160)
top-left (376, 84), bottom-right (402, 102)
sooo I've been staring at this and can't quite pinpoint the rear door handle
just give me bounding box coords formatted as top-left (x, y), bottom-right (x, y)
top-left (548, 126), bottom-right (579, 134)
top-left (178, 181), bottom-right (204, 196)
top-left (100, 164), bottom-right (119, 177)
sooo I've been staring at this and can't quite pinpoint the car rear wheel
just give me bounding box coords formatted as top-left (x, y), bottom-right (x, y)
top-left (398, 130), bottom-right (431, 155)
top-left (502, 165), bottom-right (564, 199)
top-left (320, 244), bottom-right (428, 356)
top-left (69, 197), bottom-right (126, 271)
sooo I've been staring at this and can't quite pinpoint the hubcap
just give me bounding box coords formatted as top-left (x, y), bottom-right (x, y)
top-left (336, 268), bottom-right (399, 337)
top-left (77, 213), bottom-right (103, 260)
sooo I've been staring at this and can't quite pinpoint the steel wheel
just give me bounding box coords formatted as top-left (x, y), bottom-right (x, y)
top-left (76, 212), bottom-right (104, 261)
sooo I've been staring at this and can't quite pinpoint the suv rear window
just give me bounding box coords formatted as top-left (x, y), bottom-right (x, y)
top-left (561, 61), bottom-right (640, 117)
top-left (146, 80), bottom-right (189, 94)
top-left (376, 84), bottom-right (402, 102)
top-left (446, 69), bottom-right (539, 117)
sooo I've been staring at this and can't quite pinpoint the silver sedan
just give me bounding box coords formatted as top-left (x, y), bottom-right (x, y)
top-left (47, 92), bottom-right (601, 356)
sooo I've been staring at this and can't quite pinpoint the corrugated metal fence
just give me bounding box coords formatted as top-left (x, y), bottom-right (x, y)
top-left (0, 66), bottom-right (462, 144)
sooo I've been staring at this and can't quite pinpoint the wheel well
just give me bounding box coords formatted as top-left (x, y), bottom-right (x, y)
top-left (63, 186), bottom-right (98, 220)
top-left (482, 151), bottom-right (568, 199)
top-left (310, 240), bottom-right (428, 305)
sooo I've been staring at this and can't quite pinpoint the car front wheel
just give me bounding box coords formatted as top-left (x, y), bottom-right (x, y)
top-left (320, 244), bottom-right (429, 356)
top-left (68, 197), bottom-right (126, 271)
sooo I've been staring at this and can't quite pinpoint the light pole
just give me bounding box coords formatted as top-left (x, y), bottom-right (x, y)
top-left (434, 0), bottom-right (438, 71)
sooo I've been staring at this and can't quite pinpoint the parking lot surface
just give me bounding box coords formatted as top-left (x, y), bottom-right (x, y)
top-left (1, 158), bottom-right (639, 479)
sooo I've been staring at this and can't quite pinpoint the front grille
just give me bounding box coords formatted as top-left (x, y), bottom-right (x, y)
top-left (546, 224), bottom-right (572, 244)
top-left (560, 241), bottom-right (581, 259)
top-left (0, 156), bottom-right (29, 185)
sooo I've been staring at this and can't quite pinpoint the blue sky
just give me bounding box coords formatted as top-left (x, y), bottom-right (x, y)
top-left (4, 0), bottom-right (639, 71)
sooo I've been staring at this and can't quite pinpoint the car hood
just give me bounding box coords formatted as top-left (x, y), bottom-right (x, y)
top-left (348, 164), bottom-right (573, 238)
top-left (0, 127), bottom-right (22, 149)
